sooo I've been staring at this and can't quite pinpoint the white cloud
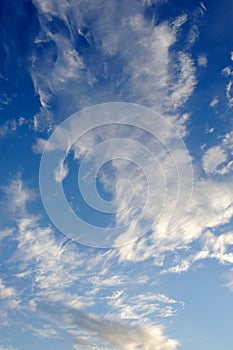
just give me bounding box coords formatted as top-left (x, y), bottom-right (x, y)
top-left (222, 130), bottom-right (233, 150)
top-left (38, 103), bottom-right (194, 250)
top-left (3, 177), bottom-right (35, 215)
top-left (33, 108), bottom-right (54, 134)
top-left (3, 114), bottom-right (233, 344)
top-left (0, 278), bottom-right (20, 314)
top-left (198, 54), bottom-right (208, 67)
top-left (206, 127), bottom-right (214, 134)
top-left (15, 217), bottom-right (89, 301)
top-left (117, 173), bottom-right (233, 267)
top-left (178, 229), bottom-right (233, 268)
top-left (210, 97), bottom-right (219, 108)
top-left (226, 80), bottom-right (233, 108)
top-left (172, 14), bottom-right (188, 29)
top-left (222, 55), bottom-right (233, 109)
top-left (30, 0), bottom-right (200, 131)
top-left (222, 66), bottom-right (232, 77)
top-left (107, 290), bottom-right (183, 320)
top-left (3, 180), bottom-right (91, 306)
top-left (215, 160), bottom-right (233, 175)
top-left (0, 93), bottom-right (12, 107)
top-left (27, 324), bottom-right (58, 339)
top-left (203, 231), bottom-right (233, 264)
top-left (200, 2), bottom-right (207, 13)
top-left (32, 137), bottom-right (57, 154)
top-left (0, 117), bottom-right (27, 138)
top-left (0, 123), bottom-right (9, 137)
top-left (4, 0), bottom-right (233, 342)
top-left (0, 228), bottom-right (14, 241)
top-left (65, 307), bottom-right (179, 350)
top-left (166, 53), bottom-right (197, 111)
top-left (0, 279), bottom-right (16, 299)
top-left (161, 226), bottom-right (233, 274)
top-left (35, 106), bottom-right (233, 277)
top-left (202, 146), bottom-right (227, 174)
top-left (2, 176), bottom-right (182, 349)
top-left (54, 160), bottom-right (69, 183)
top-left (32, 137), bottom-right (47, 154)
top-left (202, 130), bottom-right (233, 175)
top-left (161, 258), bottom-right (191, 275)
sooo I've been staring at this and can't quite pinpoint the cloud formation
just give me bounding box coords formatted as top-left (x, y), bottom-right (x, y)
top-left (64, 307), bottom-right (179, 350)
top-left (30, 0), bottom-right (200, 126)
top-left (202, 130), bottom-right (233, 175)
top-left (1, 177), bottom-right (182, 349)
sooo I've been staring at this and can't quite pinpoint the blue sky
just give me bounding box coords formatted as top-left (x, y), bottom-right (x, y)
top-left (1, 0), bottom-right (233, 349)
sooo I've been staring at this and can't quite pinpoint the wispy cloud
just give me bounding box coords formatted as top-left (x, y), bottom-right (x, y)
top-left (107, 290), bottom-right (183, 320)
top-left (2, 176), bottom-right (180, 348)
top-left (0, 228), bottom-right (14, 241)
top-left (225, 268), bottom-right (233, 292)
top-left (210, 97), bottom-right (219, 108)
top-left (30, 0), bottom-right (202, 127)
top-left (226, 80), bottom-right (233, 109)
top-left (200, 2), bottom-right (207, 13)
top-left (26, 324), bottom-right (59, 339)
top-left (2, 177), bottom-right (35, 216)
top-left (166, 52), bottom-right (196, 111)
top-left (222, 53), bottom-right (233, 109)
top-left (0, 117), bottom-right (27, 138)
top-left (118, 171), bottom-right (233, 273)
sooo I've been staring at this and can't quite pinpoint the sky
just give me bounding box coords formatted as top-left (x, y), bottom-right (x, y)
top-left (0, 0), bottom-right (233, 349)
